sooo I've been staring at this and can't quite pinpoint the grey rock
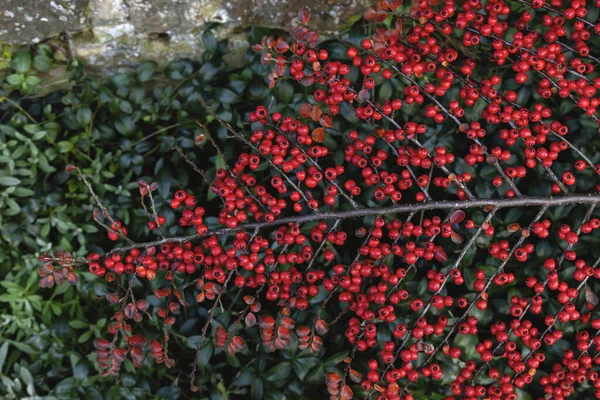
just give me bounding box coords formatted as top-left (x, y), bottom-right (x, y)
top-left (0, 0), bottom-right (88, 44)
top-left (223, 0), bottom-right (370, 30)
top-left (1, 0), bottom-right (366, 71)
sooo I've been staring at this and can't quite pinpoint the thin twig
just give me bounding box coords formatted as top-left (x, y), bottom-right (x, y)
top-left (105, 194), bottom-right (600, 256)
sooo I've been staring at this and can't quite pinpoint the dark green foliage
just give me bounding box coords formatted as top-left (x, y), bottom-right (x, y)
top-left (1, 15), bottom-right (600, 398)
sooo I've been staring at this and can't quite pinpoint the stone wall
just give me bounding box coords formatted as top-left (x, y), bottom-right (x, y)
top-left (0, 0), bottom-right (368, 70)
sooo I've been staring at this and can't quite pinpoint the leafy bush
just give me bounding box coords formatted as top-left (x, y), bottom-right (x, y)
top-left (7, 0), bottom-right (600, 399)
top-left (0, 28), bottom-right (292, 399)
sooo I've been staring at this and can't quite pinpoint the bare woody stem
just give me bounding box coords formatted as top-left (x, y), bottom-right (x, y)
top-left (75, 167), bottom-right (136, 246)
top-left (106, 193), bottom-right (600, 256)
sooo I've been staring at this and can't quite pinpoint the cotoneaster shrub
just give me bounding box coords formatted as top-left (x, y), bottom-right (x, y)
top-left (38, 1), bottom-right (600, 399)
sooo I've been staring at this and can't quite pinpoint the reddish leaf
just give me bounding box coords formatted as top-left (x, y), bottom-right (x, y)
top-left (245, 312), bottom-right (257, 327)
top-left (319, 113), bottom-right (333, 128)
top-left (106, 293), bottom-right (119, 304)
top-left (298, 7), bottom-right (311, 25)
top-left (275, 38), bottom-right (290, 53)
top-left (296, 326), bottom-right (311, 337)
top-left (507, 223), bottom-right (521, 233)
top-left (433, 246), bottom-right (448, 262)
top-left (312, 127), bottom-right (325, 143)
top-left (340, 385), bottom-right (353, 400)
top-left (310, 105), bottom-right (323, 121)
top-left (124, 303), bottom-right (137, 319)
top-left (451, 231), bottom-right (464, 244)
top-left (315, 319), bottom-right (329, 335)
top-left (355, 227), bottom-right (367, 237)
top-left (299, 103), bottom-right (313, 118)
top-left (259, 315), bottom-right (275, 329)
top-left (349, 368), bottom-right (362, 383)
top-left (67, 272), bottom-right (78, 285)
top-left (358, 89), bottom-right (370, 102)
top-left (94, 338), bottom-right (111, 350)
top-left (128, 334), bottom-right (147, 348)
top-left (194, 134), bottom-right (205, 145)
top-left (250, 301), bottom-right (262, 313)
top-left (486, 155), bottom-right (499, 164)
top-left (586, 286), bottom-right (599, 306)
top-left (299, 76), bottom-right (314, 86)
top-left (450, 210), bottom-right (466, 224)
top-left (260, 52), bottom-right (273, 66)
top-left (232, 336), bottom-right (246, 350)
top-left (65, 164), bottom-right (76, 173)
top-left (326, 372), bottom-right (341, 385)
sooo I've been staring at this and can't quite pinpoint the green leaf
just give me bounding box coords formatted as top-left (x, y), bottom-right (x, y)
top-left (0, 176), bottom-right (21, 186)
top-left (78, 330), bottom-right (92, 343)
top-left (25, 75), bottom-right (41, 86)
top-left (76, 107), bottom-right (92, 126)
top-left (292, 356), bottom-right (314, 381)
top-left (0, 342), bottom-right (8, 373)
top-left (6, 74), bottom-right (24, 85)
top-left (323, 351), bottom-right (349, 367)
top-left (203, 30), bottom-right (218, 53)
top-left (114, 116), bottom-right (136, 135)
top-left (198, 342), bottom-right (213, 368)
top-left (57, 141), bottom-right (74, 153)
top-left (20, 366), bottom-right (33, 385)
top-left (217, 88), bottom-right (240, 104)
top-left (378, 81), bottom-right (392, 102)
top-left (55, 377), bottom-right (75, 396)
top-left (263, 361), bottom-right (291, 384)
top-left (155, 386), bottom-right (182, 399)
top-left (73, 360), bottom-right (89, 381)
top-left (274, 80), bottom-right (294, 103)
top-left (11, 51), bottom-right (31, 73)
top-left (69, 320), bottom-right (88, 329)
top-left (33, 55), bottom-right (53, 72)
top-left (251, 379), bottom-right (264, 400)
top-left (136, 62), bottom-right (156, 82)
top-left (215, 153), bottom-right (226, 171)
top-left (120, 101), bottom-right (133, 114)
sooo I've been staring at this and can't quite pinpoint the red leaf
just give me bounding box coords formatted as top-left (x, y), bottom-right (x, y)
top-left (340, 384), bottom-right (353, 400)
top-left (451, 231), bottom-right (464, 244)
top-left (319, 113), bottom-right (333, 128)
top-left (364, 7), bottom-right (376, 20)
top-left (507, 223), bottom-right (521, 233)
top-left (349, 368), bottom-right (362, 383)
top-left (296, 326), bottom-right (311, 337)
top-left (433, 246), bottom-right (448, 262)
top-left (312, 127), bottom-right (325, 143)
top-left (299, 103), bottom-right (313, 118)
top-left (299, 76), bottom-right (314, 87)
top-left (315, 319), bottom-right (329, 335)
top-left (450, 210), bottom-right (466, 224)
top-left (586, 286), bottom-right (599, 306)
top-left (310, 105), bottom-right (323, 122)
top-left (245, 312), bottom-right (257, 327)
top-left (297, 7), bottom-right (310, 25)
top-left (128, 334), bottom-right (147, 348)
top-left (194, 134), bottom-right (205, 145)
top-left (136, 299), bottom-right (150, 312)
top-left (358, 89), bottom-right (370, 102)
top-left (94, 338), bottom-right (111, 350)
top-left (65, 164), bottom-right (76, 173)
top-left (275, 38), bottom-right (290, 53)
